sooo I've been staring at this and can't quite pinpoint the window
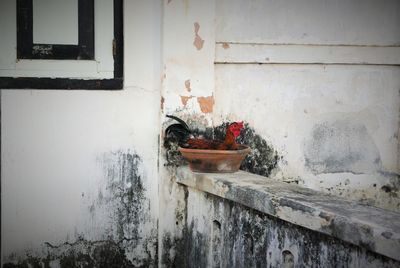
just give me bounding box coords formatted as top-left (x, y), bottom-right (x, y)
top-left (0, 0), bottom-right (123, 90)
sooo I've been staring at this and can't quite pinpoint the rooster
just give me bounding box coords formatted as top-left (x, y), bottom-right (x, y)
top-left (165, 115), bottom-right (245, 150)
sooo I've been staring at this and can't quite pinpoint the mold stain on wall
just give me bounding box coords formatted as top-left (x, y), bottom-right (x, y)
top-left (236, 124), bottom-right (280, 177)
top-left (303, 119), bottom-right (400, 211)
top-left (323, 172), bottom-right (400, 211)
top-left (161, 190), bottom-right (399, 267)
top-left (160, 188), bottom-right (208, 268)
top-left (304, 119), bottom-right (382, 175)
top-left (3, 239), bottom-right (137, 268)
top-left (96, 150), bottom-right (158, 267)
top-left (3, 150), bottom-right (158, 268)
top-left (161, 222), bottom-right (208, 268)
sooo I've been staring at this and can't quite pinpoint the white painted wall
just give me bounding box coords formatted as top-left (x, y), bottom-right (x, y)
top-left (216, 0), bottom-right (400, 46)
top-left (1, 0), bottom-right (161, 264)
top-left (161, 0), bottom-right (216, 118)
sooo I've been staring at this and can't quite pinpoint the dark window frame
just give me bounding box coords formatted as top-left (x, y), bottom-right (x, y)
top-left (0, 0), bottom-right (123, 90)
top-left (17, 0), bottom-right (95, 60)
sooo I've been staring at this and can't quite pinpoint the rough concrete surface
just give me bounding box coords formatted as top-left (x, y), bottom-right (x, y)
top-left (177, 167), bottom-right (400, 262)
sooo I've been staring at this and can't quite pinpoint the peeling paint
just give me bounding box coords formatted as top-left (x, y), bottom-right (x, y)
top-left (197, 95), bottom-right (214, 113)
top-left (222, 42), bottom-right (230, 49)
top-left (180, 95), bottom-right (193, 107)
top-left (193, 22), bottom-right (204, 50)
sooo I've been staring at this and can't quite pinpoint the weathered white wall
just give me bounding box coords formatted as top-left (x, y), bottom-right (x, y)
top-left (159, 0), bottom-right (400, 265)
top-left (214, 0), bottom-right (400, 212)
top-left (2, 0), bottom-right (400, 266)
top-left (1, 0), bottom-right (161, 265)
top-left (158, 0), bottom-right (216, 266)
top-left (216, 0), bottom-right (400, 45)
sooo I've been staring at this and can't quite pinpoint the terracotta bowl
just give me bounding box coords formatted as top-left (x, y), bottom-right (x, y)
top-left (178, 145), bottom-right (251, 173)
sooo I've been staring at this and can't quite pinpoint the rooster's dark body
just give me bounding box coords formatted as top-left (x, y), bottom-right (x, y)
top-left (165, 115), bottom-right (243, 150)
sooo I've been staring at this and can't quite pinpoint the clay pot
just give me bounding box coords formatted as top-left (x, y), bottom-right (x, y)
top-left (178, 145), bottom-right (251, 173)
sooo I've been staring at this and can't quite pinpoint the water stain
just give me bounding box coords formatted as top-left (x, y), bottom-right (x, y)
top-left (304, 119), bottom-right (381, 175)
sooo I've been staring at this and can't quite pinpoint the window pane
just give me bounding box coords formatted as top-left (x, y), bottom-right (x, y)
top-left (33, 0), bottom-right (78, 45)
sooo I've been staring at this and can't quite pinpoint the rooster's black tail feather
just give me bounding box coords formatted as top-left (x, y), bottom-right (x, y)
top-left (166, 115), bottom-right (190, 131)
top-left (165, 115), bottom-right (191, 145)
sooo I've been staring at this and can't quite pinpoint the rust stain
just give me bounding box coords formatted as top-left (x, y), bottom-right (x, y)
top-left (222, 43), bottom-right (230, 49)
top-left (185, 79), bottom-right (191, 92)
top-left (180, 95), bottom-right (193, 107)
top-left (197, 95), bottom-right (214, 114)
top-left (193, 22), bottom-right (204, 50)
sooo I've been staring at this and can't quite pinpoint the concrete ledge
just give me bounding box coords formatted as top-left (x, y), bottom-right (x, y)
top-left (176, 167), bottom-right (400, 261)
